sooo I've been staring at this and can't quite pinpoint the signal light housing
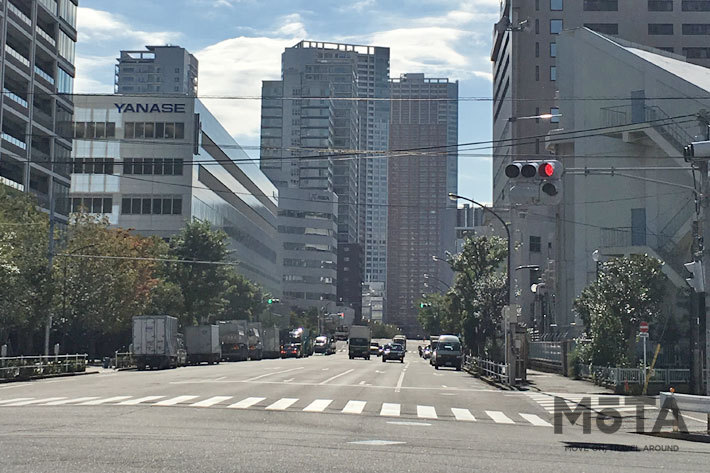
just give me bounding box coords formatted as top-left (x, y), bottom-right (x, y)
top-left (504, 159), bottom-right (563, 206)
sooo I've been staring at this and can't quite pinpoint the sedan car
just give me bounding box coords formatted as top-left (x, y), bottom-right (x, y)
top-left (370, 341), bottom-right (382, 357)
top-left (381, 343), bottom-right (405, 363)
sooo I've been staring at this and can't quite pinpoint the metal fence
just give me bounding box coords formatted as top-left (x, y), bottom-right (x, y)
top-left (528, 341), bottom-right (563, 363)
top-left (464, 356), bottom-right (506, 382)
top-left (0, 354), bottom-right (87, 380)
top-left (114, 351), bottom-right (135, 369)
top-left (578, 365), bottom-right (690, 387)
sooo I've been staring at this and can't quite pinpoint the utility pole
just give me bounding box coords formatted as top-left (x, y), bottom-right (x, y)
top-left (44, 178), bottom-right (55, 358)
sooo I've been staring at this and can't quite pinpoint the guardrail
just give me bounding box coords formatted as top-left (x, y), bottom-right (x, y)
top-left (114, 351), bottom-right (135, 369)
top-left (464, 356), bottom-right (506, 383)
top-left (659, 392), bottom-right (710, 434)
top-left (578, 365), bottom-right (691, 387)
top-left (0, 354), bottom-right (87, 380)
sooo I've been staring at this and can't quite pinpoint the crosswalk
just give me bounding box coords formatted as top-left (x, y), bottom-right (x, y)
top-left (0, 394), bottom-right (552, 427)
top-left (527, 392), bottom-right (657, 415)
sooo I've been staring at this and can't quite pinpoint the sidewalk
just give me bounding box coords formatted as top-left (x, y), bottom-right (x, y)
top-left (521, 369), bottom-right (615, 394)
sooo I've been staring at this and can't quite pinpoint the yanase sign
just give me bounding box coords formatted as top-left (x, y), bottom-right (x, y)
top-left (114, 103), bottom-right (186, 113)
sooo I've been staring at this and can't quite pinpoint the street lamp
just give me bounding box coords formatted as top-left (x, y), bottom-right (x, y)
top-left (423, 273), bottom-right (452, 290)
top-left (448, 193), bottom-right (511, 304)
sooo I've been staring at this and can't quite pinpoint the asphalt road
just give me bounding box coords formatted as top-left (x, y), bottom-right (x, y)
top-left (0, 340), bottom-right (708, 472)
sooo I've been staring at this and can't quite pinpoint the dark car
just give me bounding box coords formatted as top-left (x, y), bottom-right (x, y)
top-left (382, 343), bottom-right (405, 363)
top-left (431, 335), bottom-right (463, 370)
top-left (280, 343), bottom-right (301, 358)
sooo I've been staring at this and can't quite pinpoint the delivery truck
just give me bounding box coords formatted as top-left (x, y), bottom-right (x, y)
top-left (184, 325), bottom-right (221, 365)
top-left (218, 320), bottom-right (248, 361)
top-left (262, 326), bottom-right (281, 359)
top-left (348, 325), bottom-right (371, 360)
top-left (133, 315), bottom-right (180, 370)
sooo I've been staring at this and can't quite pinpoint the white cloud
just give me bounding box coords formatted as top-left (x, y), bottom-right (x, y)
top-left (339, 0), bottom-right (376, 12)
top-left (77, 7), bottom-right (180, 46)
top-left (74, 55), bottom-right (115, 93)
top-left (274, 13), bottom-right (307, 38)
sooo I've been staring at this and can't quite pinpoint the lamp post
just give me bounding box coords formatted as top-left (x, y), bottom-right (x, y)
top-left (423, 273), bottom-right (452, 290)
top-left (448, 193), bottom-right (511, 303)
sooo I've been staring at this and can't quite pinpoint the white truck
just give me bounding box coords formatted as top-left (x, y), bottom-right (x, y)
top-left (262, 326), bottom-right (281, 359)
top-left (348, 325), bottom-right (371, 360)
top-left (184, 325), bottom-right (221, 365)
top-left (133, 315), bottom-right (180, 370)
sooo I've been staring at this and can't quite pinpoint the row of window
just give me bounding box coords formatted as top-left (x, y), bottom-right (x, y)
top-left (538, 0), bottom-right (710, 12)
top-left (121, 196), bottom-right (183, 215)
top-left (73, 158), bottom-right (114, 175)
top-left (73, 122), bottom-right (116, 139)
top-left (124, 122), bottom-right (185, 139)
top-left (123, 158), bottom-right (184, 175)
top-left (71, 197), bottom-right (112, 214)
top-left (541, 19), bottom-right (710, 36)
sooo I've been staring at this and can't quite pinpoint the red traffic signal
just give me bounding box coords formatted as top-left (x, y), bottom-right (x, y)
top-left (538, 160), bottom-right (563, 179)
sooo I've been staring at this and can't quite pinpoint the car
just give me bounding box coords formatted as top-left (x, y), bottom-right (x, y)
top-left (382, 343), bottom-right (405, 363)
top-left (422, 346), bottom-right (432, 359)
top-left (431, 335), bottom-right (463, 370)
top-left (314, 336), bottom-right (330, 355)
top-left (370, 341), bottom-right (381, 357)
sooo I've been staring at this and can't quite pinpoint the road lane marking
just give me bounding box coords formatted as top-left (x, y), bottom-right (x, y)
top-left (380, 403), bottom-right (400, 417)
top-left (243, 367), bottom-right (304, 382)
top-left (417, 405), bottom-right (437, 419)
top-left (228, 397), bottom-right (265, 409)
top-left (451, 408), bottom-right (476, 421)
top-left (303, 399), bottom-right (333, 412)
top-left (283, 378), bottom-right (295, 383)
top-left (43, 397), bottom-right (99, 405)
top-left (321, 368), bottom-right (330, 371)
top-left (520, 413), bottom-right (552, 427)
top-left (265, 398), bottom-right (298, 410)
top-left (79, 396), bottom-right (132, 405)
top-left (118, 396), bottom-right (165, 405)
top-left (342, 400), bottom-right (366, 414)
top-left (359, 381), bottom-right (366, 385)
top-left (190, 396), bottom-right (233, 407)
top-left (213, 377), bottom-right (226, 381)
top-left (349, 440), bottom-right (406, 445)
top-left (386, 421), bottom-right (430, 426)
top-left (0, 398), bottom-right (34, 405)
top-left (486, 410), bottom-right (515, 424)
top-left (319, 369), bottom-right (354, 385)
top-left (154, 396), bottom-right (199, 406)
top-left (394, 362), bottom-right (410, 393)
top-left (3, 397), bottom-right (65, 406)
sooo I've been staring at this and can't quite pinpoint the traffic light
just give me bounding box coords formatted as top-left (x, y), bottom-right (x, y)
top-left (684, 261), bottom-right (705, 293)
top-left (267, 298), bottom-right (281, 304)
top-left (683, 141), bottom-right (710, 162)
top-left (504, 160), bottom-right (563, 206)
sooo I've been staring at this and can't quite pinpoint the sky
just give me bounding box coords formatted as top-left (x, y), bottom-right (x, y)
top-left (75, 0), bottom-right (501, 204)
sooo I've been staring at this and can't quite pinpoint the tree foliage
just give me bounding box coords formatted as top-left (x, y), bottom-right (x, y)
top-left (573, 254), bottom-right (667, 366)
top-left (369, 321), bottom-right (402, 339)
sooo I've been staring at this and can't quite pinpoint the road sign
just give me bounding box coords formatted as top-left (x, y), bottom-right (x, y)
top-left (640, 321), bottom-right (649, 333)
top-left (639, 332), bottom-right (649, 338)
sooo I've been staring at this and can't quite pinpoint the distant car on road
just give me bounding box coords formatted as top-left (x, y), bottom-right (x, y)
top-left (382, 343), bottom-right (405, 363)
top-left (370, 341), bottom-right (381, 357)
top-left (431, 335), bottom-right (463, 370)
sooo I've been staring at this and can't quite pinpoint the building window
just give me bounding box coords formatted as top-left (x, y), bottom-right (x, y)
top-left (683, 24), bottom-right (710, 35)
top-left (57, 31), bottom-right (76, 63)
top-left (550, 42), bottom-right (557, 57)
top-left (682, 1), bottom-right (710, 11)
top-left (550, 0), bottom-right (563, 10)
top-left (550, 19), bottom-right (563, 34)
top-left (58, 0), bottom-right (77, 28)
top-left (583, 0), bottom-right (618, 10)
top-left (535, 42), bottom-right (540, 58)
top-left (124, 122), bottom-right (185, 139)
top-left (535, 19), bottom-right (540, 34)
top-left (121, 196), bottom-right (182, 215)
top-left (73, 122), bottom-right (116, 139)
top-left (536, 0), bottom-right (540, 10)
top-left (648, 0), bottom-right (674, 10)
top-left (122, 157), bottom-right (183, 175)
top-left (535, 65), bottom-right (540, 81)
top-left (550, 66), bottom-right (557, 81)
top-left (72, 158), bottom-right (115, 175)
top-left (550, 107), bottom-right (560, 123)
top-left (658, 46), bottom-right (675, 53)
top-left (71, 197), bottom-right (112, 214)
top-left (649, 23), bottom-right (674, 35)
top-left (529, 236), bottom-right (542, 253)
top-left (584, 23), bottom-right (619, 35)
top-left (684, 47), bottom-right (710, 58)
top-left (57, 67), bottom-right (73, 94)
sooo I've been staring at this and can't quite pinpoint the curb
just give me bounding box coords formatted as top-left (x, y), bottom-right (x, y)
top-left (0, 370), bottom-right (97, 384)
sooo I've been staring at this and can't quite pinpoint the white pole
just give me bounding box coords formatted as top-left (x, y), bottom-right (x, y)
top-left (643, 335), bottom-right (647, 387)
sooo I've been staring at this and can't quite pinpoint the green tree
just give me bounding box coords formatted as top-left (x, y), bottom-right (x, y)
top-left (218, 269), bottom-right (267, 323)
top-left (417, 292), bottom-right (457, 336)
top-left (573, 254), bottom-right (667, 366)
top-left (369, 321), bottom-right (402, 339)
top-left (0, 187), bottom-right (52, 354)
top-left (167, 220), bottom-right (230, 325)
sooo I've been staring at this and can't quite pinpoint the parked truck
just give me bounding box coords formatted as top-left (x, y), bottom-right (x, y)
top-left (247, 322), bottom-right (263, 360)
top-left (262, 326), bottom-right (281, 359)
top-left (218, 320), bottom-right (248, 361)
top-left (348, 325), bottom-right (371, 360)
top-left (133, 315), bottom-right (180, 370)
top-left (184, 325), bottom-right (221, 365)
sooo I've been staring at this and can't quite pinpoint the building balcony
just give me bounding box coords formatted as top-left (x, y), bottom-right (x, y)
top-left (7, 2), bottom-right (32, 33)
top-left (4, 44), bottom-right (31, 74)
top-left (1, 131), bottom-right (28, 155)
top-left (34, 65), bottom-right (56, 89)
top-left (32, 107), bottom-right (54, 130)
top-left (36, 26), bottom-right (57, 50)
top-left (3, 88), bottom-right (29, 115)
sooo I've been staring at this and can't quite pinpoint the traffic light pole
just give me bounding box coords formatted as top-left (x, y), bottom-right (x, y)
top-left (699, 161), bottom-right (710, 396)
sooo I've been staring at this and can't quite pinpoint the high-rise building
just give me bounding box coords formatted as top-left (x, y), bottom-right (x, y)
top-left (0, 0), bottom-right (78, 223)
top-left (68, 95), bottom-right (282, 297)
top-left (491, 0), bottom-right (710, 329)
top-left (386, 73), bottom-right (458, 336)
top-left (115, 45), bottom-right (198, 96)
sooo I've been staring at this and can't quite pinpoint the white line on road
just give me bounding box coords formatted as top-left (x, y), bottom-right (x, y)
top-left (486, 410), bottom-right (515, 424)
top-left (319, 369), bottom-right (354, 385)
top-left (451, 408), bottom-right (476, 421)
top-left (520, 413), bottom-right (552, 427)
top-left (321, 368), bottom-right (330, 371)
top-left (342, 400), bottom-right (366, 414)
top-left (118, 396), bottom-right (165, 406)
top-left (79, 396), bottom-right (132, 405)
top-left (0, 398), bottom-right (34, 405)
top-left (43, 397), bottom-right (99, 405)
top-left (395, 362), bottom-right (409, 393)
top-left (417, 405), bottom-right (437, 419)
top-left (243, 367), bottom-right (304, 382)
top-left (380, 403), bottom-right (401, 417)
top-left (154, 395), bottom-right (199, 406)
top-left (359, 381), bottom-right (366, 385)
top-left (303, 399), bottom-right (333, 412)
top-left (386, 421), bottom-right (430, 426)
top-left (213, 377), bottom-right (227, 382)
top-left (282, 378), bottom-right (295, 383)
top-left (3, 397), bottom-right (65, 406)
top-left (265, 398), bottom-right (298, 410)
top-left (227, 397), bottom-right (265, 409)
top-left (190, 396), bottom-right (233, 407)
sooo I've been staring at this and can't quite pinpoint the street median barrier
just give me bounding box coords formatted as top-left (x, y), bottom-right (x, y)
top-left (659, 391), bottom-right (710, 434)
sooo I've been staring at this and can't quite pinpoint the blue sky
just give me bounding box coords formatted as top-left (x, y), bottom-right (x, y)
top-left (75, 0), bottom-right (500, 203)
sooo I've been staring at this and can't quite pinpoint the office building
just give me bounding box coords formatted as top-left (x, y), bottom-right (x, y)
top-left (386, 73), bottom-right (458, 336)
top-left (115, 45), bottom-right (198, 96)
top-left (69, 95), bottom-right (282, 297)
top-left (491, 0), bottom-right (710, 329)
top-left (0, 0), bottom-right (78, 222)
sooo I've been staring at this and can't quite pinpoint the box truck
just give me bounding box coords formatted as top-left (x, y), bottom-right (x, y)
top-left (348, 325), bottom-right (371, 360)
top-left (184, 325), bottom-right (221, 365)
top-left (262, 326), bottom-right (281, 359)
top-left (133, 315), bottom-right (180, 370)
top-left (247, 322), bottom-right (263, 360)
top-left (218, 320), bottom-right (248, 361)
